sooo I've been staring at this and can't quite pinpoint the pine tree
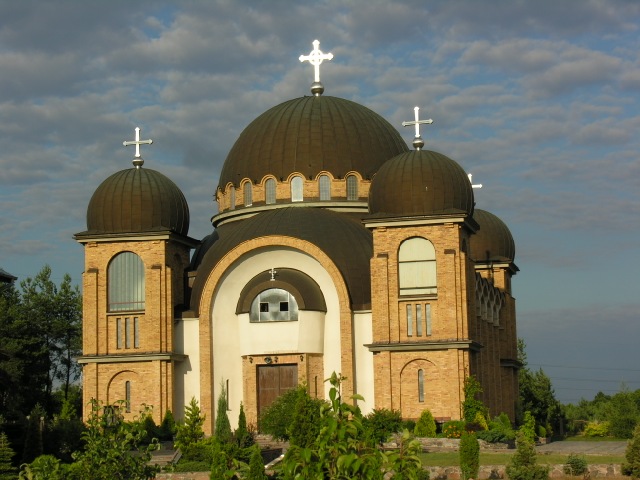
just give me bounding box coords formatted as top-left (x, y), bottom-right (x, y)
top-left (235, 402), bottom-right (253, 448)
top-left (214, 382), bottom-right (232, 444)
top-left (0, 432), bottom-right (17, 480)
top-left (506, 431), bottom-right (549, 480)
top-left (175, 397), bottom-right (205, 450)
top-left (622, 424), bottom-right (640, 478)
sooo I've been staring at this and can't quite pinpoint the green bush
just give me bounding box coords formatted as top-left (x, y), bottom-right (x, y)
top-left (563, 453), bottom-right (588, 477)
top-left (622, 424), bottom-right (640, 478)
top-left (288, 388), bottom-right (325, 448)
top-left (173, 460), bottom-right (211, 472)
top-left (259, 387), bottom-right (300, 440)
top-left (463, 376), bottom-right (488, 424)
top-left (403, 419), bottom-right (417, 433)
top-left (583, 421), bottom-right (609, 437)
top-left (460, 431), bottom-right (480, 480)
top-left (442, 420), bottom-right (465, 439)
top-left (537, 425), bottom-right (547, 438)
top-left (175, 397), bottom-right (205, 451)
top-left (363, 408), bottom-right (403, 445)
top-left (247, 444), bottom-right (267, 480)
top-left (519, 411), bottom-right (537, 443)
top-left (505, 432), bottom-right (549, 480)
top-left (157, 409), bottom-right (177, 442)
top-left (414, 409), bottom-right (437, 437)
top-left (477, 413), bottom-right (515, 444)
top-left (180, 437), bottom-right (215, 463)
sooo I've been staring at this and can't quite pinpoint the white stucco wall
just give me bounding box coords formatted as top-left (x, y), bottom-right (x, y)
top-left (353, 310), bottom-right (375, 414)
top-left (210, 246), bottom-right (342, 428)
top-left (174, 317), bottom-right (200, 421)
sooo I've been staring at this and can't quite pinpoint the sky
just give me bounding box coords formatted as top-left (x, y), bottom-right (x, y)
top-left (0, 0), bottom-right (638, 405)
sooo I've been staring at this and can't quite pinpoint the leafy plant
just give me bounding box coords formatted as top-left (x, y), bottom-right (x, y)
top-left (505, 431), bottom-right (549, 480)
top-left (384, 429), bottom-right (424, 479)
top-left (583, 421), bottom-right (609, 438)
top-left (563, 453), bottom-right (588, 477)
top-left (463, 375), bottom-right (488, 425)
top-left (258, 387), bottom-right (300, 440)
top-left (414, 409), bottom-right (437, 438)
top-left (460, 431), bottom-right (479, 480)
top-left (174, 397), bottom-right (205, 451)
top-left (288, 387), bottom-right (324, 448)
top-left (623, 424), bottom-right (640, 478)
top-left (363, 408), bottom-right (403, 445)
top-left (442, 420), bottom-right (465, 439)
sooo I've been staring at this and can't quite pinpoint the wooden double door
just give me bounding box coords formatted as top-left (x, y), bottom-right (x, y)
top-left (257, 364), bottom-right (298, 417)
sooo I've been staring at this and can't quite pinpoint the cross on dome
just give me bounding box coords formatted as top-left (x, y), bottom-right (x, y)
top-left (402, 106), bottom-right (433, 150)
top-left (269, 268), bottom-right (278, 281)
top-left (299, 40), bottom-right (333, 95)
top-left (468, 173), bottom-right (483, 189)
top-left (123, 127), bottom-right (153, 168)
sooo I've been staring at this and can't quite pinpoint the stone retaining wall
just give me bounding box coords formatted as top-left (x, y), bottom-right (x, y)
top-left (155, 464), bottom-right (622, 480)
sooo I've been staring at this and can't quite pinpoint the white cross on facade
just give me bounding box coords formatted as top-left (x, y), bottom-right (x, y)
top-left (299, 40), bottom-right (333, 83)
top-left (269, 268), bottom-right (277, 281)
top-left (123, 127), bottom-right (153, 167)
top-left (402, 106), bottom-right (433, 150)
top-left (468, 173), bottom-right (483, 189)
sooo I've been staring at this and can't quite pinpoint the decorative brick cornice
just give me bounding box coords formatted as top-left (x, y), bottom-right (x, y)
top-left (77, 352), bottom-right (187, 364)
top-left (364, 340), bottom-right (482, 352)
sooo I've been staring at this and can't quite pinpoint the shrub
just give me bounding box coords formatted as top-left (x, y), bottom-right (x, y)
top-left (157, 409), bottom-right (177, 442)
top-left (180, 437), bottom-right (215, 463)
top-left (622, 424), bottom-right (640, 479)
top-left (463, 376), bottom-right (488, 424)
top-left (215, 382), bottom-right (232, 444)
top-left (563, 453), bottom-right (588, 477)
top-left (403, 419), bottom-right (417, 433)
top-left (19, 454), bottom-right (65, 480)
top-left (414, 409), bottom-right (437, 437)
top-left (363, 408), bottom-right (403, 445)
top-left (520, 411), bottom-right (537, 443)
top-left (505, 432), bottom-right (549, 480)
top-left (442, 420), bottom-right (465, 439)
top-left (175, 397), bottom-right (205, 451)
top-left (172, 460), bottom-right (211, 472)
top-left (259, 387), bottom-right (300, 440)
top-left (460, 431), bottom-right (480, 480)
top-left (247, 444), bottom-right (267, 480)
top-left (288, 388), bottom-right (324, 448)
top-left (0, 432), bottom-right (17, 480)
top-left (537, 425), bottom-right (547, 439)
top-left (583, 421), bottom-right (609, 438)
top-left (235, 402), bottom-right (254, 448)
top-left (477, 413), bottom-right (515, 444)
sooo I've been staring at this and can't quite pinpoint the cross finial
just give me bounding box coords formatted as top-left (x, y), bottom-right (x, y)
top-left (299, 40), bottom-right (333, 96)
top-left (269, 268), bottom-right (278, 281)
top-left (123, 127), bottom-right (153, 168)
top-left (468, 173), bottom-right (483, 189)
top-left (402, 106), bottom-right (433, 150)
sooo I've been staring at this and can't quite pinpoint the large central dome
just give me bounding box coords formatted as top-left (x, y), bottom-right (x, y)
top-left (218, 95), bottom-right (409, 188)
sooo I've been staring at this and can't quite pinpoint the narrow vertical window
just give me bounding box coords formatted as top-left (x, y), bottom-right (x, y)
top-left (125, 381), bottom-right (131, 412)
top-left (134, 317), bottom-right (140, 348)
top-left (226, 379), bottom-right (230, 410)
top-left (125, 317), bottom-right (131, 349)
top-left (291, 176), bottom-right (303, 202)
top-left (346, 174), bottom-right (358, 200)
top-left (229, 186), bottom-right (236, 210)
top-left (116, 318), bottom-right (122, 349)
top-left (418, 369), bottom-right (425, 402)
top-left (416, 304), bottom-right (423, 336)
top-left (265, 178), bottom-right (276, 204)
top-left (319, 175), bottom-right (331, 200)
top-left (406, 304), bottom-right (413, 336)
top-left (243, 181), bottom-right (252, 206)
top-left (108, 252), bottom-right (145, 311)
top-left (426, 304), bottom-right (432, 336)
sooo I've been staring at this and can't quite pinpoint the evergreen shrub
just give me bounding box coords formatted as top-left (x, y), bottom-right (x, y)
top-left (622, 424), bottom-right (640, 479)
top-left (563, 453), bottom-right (588, 477)
top-left (414, 409), bottom-right (437, 437)
top-left (363, 408), bottom-right (403, 445)
top-left (505, 432), bottom-right (549, 480)
top-left (460, 431), bottom-right (480, 480)
top-left (288, 388), bottom-right (324, 448)
top-left (258, 387), bottom-right (299, 440)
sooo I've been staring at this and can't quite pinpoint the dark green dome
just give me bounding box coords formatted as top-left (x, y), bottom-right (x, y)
top-left (470, 209), bottom-right (515, 263)
top-left (218, 95), bottom-right (409, 188)
top-left (369, 149), bottom-right (474, 217)
top-left (86, 167), bottom-right (189, 236)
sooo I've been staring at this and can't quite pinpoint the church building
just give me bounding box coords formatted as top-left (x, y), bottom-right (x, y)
top-left (75, 41), bottom-right (519, 434)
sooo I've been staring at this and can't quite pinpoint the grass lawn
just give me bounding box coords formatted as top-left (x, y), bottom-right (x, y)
top-left (418, 451), bottom-right (625, 466)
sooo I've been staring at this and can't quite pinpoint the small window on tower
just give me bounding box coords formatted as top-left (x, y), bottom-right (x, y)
top-left (260, 302), bottom-right (269, 312)
top-left (280, 301), bottom-right (289, 312)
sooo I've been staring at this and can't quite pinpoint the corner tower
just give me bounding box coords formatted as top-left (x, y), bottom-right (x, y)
top-left (75, 128), bottom-right (197, 423)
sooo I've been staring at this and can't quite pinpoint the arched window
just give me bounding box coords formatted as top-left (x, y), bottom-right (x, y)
top-left (398, 237), bottom-right (437, 295)
top-left (229, 185), bottom-right (236, 210)
top-left (319, 175), bottom-right (331, 201)
top-left (418, 369), bottom-right (425, 402)
top-left (108, 252), bottom-right (145, 311)
top-left (265, 178), bottom-right (276, 204)
top-left (243, 181), bottom-right (252, 207)
top-left (250, 288), bottom-right (299, 322)
top-left (291, 176), bottom-right (303, 202)
top-left (346, 174), bottom-right (358, 200)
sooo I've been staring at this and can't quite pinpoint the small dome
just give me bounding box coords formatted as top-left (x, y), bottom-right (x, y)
top-left (218, 96), bottom-right (408, 188)
top-left (470, 209), bottom-right (515, 263)
top-left (86, 167), bottom-right (189, 236)
top-left (368, 150), bottom-right (474, 217)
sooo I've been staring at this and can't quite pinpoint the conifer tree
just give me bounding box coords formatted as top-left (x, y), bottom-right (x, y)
top-left (247, 444), bottom-right (267, 480)
top-left (506, 431), bottom-right (549, 480)
top-left (623, 424), bottom-right (640, 478)
top-left (460, 431), bottom-right (479, 480)
top-left (414, 409), bottom-right (437, 437)
top-left (235, 402), bottom-right (252, 448)
top-left (175, 397), bottom-right (205, 450)
top-left (214, 382), bottom-right (232, 444)
top-left (0, 432), bottom-right (16, 480)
